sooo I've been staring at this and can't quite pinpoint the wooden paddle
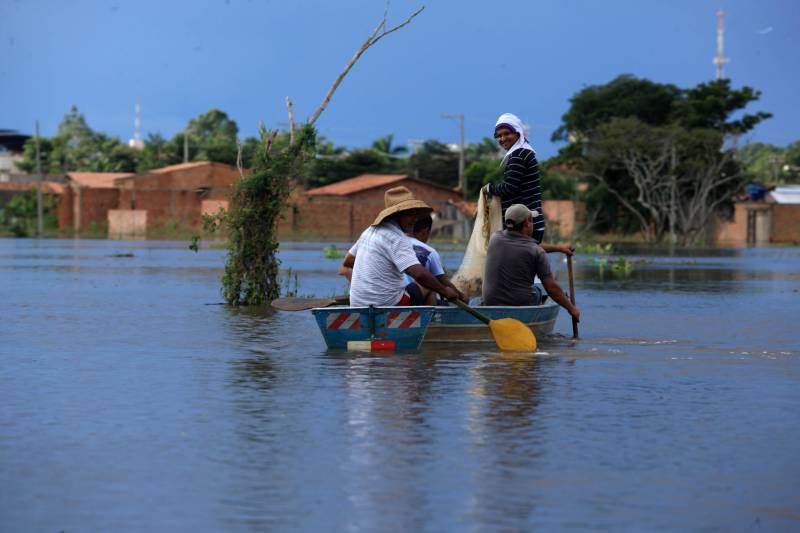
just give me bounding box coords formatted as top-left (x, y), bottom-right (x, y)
top-left (451, 299), bottom-right (537, 352)
top-left (271, 294), bottom-right (349, 311)
top-left (567, 255), bottom-right (579, 339)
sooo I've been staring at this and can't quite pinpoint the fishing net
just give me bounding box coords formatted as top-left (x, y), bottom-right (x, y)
top-left (451, 188), bottom-right (503, 298)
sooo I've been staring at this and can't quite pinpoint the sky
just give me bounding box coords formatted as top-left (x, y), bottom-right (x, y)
top-left (2, 0), bottom-right (799, 159)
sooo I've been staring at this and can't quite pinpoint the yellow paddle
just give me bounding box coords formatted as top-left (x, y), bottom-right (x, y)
top-left (451, 299), bottom-right (537, 352)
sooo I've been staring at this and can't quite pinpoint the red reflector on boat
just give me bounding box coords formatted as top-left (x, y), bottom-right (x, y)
top-left (346, 340), bottom-right (396, 352)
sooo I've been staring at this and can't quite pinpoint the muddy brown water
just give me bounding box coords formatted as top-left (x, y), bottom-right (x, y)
top-left (1, 239), bottom-right (799, 531)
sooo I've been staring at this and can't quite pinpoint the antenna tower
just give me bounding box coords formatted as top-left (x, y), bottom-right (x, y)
top-left (128, 97), bottom-right (144, 149)
top-left (712, 9), bottom-right (729, 80)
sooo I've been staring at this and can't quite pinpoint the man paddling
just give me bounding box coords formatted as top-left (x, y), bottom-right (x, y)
top-left (483, 204), bottom-right (580, 323)
top-left (339, 186), bottom-right (459, 307)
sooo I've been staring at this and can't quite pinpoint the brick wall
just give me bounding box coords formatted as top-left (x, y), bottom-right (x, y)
top-left (119, 189), bottom-right (203, 230)
top-left (77, 188), bottom-right (119, 231)
top-left (58, 186), bottom-right (119, 232)
top-left (542, 200), bottom-right (584, 239)
top-left (58, 187), bottom-right (74, 230)
top-left (278, 178), bottom-right (463, 240)
top-left (771, 204), bottom-right (800, 243)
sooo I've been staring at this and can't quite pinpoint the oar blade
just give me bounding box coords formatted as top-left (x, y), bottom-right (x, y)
top-left (271, 297), bottom-right (336, 311)
top-left (489, 318), bottom-right (537, 352)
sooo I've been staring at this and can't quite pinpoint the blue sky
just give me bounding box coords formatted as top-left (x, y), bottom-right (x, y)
top-left (2, 0), bottom-right (798, 159)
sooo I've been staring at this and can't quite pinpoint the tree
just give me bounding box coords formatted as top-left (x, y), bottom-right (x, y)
top-left (1, 190), bottom-right (58, 237)
top-left (207, 6), bottom-right (424, 305)
top-left (671, 79), bottom-right (772, 134)
top-left (183, 108), bottom-right (240, 166)
top-left (584, 117), bottom-right (744, 244)
top-left (407, 140), bottom-right (459, 186)
top-left (18, 106), bottom-right (137, 174)
top-left (553, 75), bottom-right (771, 238)
top-left (371, 134), bottom-right (407, 155)
top-left (552, 75), bottom-right (681, 142)
top-left (737, 141), bottom-right (800, 185)
top-left (310, 148), bottom-right (401, 187)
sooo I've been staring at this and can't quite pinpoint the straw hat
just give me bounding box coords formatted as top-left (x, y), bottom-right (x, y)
top-left (372, 186), bottom-right (432, 226)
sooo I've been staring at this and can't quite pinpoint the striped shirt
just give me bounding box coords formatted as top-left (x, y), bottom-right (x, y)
top-left (488, 147), bottom-right (545, 235)
top-left (347, 221), bottom-right (420, 307)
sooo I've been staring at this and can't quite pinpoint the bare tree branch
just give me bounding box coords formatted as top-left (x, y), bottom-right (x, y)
top-left (285, 96), bottom-right (295, 146)
top-left (306, 6), bottom-right (425, 127)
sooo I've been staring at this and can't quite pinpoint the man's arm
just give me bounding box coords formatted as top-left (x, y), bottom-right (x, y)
top-left (436, 273), bottom-right (468, 302)
top-left (338, 253), bottom-right (355, 282)
top-left (541, 274), bottom-right (580, 322)
top-left (406, 264), bottom-right (458, 301)
top-left (540, 243), bottom-right (575, 256)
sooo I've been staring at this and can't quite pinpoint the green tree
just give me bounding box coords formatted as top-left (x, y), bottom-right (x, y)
top-left (553, 75), bottom-right (771, 237)
top-left (407, 140), bottom-right (459, 186)
top-left (371, 134), bottom-right (407, 155)
top-left (671, 79), bottom-right (772, 134)
top-left (1, 190), bottom-right (58, 237)
top-left (552, 75), bottom-right (681, 142)
top-left (137, 133), bottom-right (180, 172)
top-left (18, 106), bottom-right (137, 174)
top-left (183, 108), bottom-right (240, 166)
top-left (583, 117), bottom-right (744, 244)
top-left (310, 148), bottom-right (401, 187)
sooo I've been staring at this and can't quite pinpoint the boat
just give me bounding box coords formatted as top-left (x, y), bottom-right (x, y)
top-left (424, 300), bottom-right (560, 343)
top-left (311, 305), bottom-right (435, 351)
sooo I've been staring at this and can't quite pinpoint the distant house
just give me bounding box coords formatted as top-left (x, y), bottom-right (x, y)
top-left (278, 174), bottom-right (465, 240)
top-left (110, 161), bottom-right (240, 237)
top-left (714, 185), bottom-right (800, 245)
top-left (59, 172), bottom-right (134, 232)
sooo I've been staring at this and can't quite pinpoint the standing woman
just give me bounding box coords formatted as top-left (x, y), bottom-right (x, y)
top-left (486, 112), bottom-right (546, 243)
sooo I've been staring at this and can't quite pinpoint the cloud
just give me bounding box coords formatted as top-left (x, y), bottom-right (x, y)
top-left (757, 26), bottom-right (773, 35)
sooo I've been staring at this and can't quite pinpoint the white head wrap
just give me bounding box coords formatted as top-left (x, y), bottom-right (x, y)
top-left (495, 112), bottom-right (535, 166)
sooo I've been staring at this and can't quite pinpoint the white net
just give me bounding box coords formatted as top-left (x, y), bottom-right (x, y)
top-left (451, 189), bottom-right (503, 297)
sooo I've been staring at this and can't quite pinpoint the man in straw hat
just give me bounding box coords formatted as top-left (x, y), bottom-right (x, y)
top-left (483, 204), bottom-right (580, 323)
top-left (339, 186), bottom-right (462, 307)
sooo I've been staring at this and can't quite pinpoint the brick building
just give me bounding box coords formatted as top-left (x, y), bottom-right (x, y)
top-left (278, 174), bottom-right (464, 240)
top-left (110, 161), bottom-right (239, 237)
top-left (714, 186), bottom-right (800, 245)
top-left (59, 172), bottom-right (132, 232)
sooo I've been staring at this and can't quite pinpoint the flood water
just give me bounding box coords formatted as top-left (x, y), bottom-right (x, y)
top-left (2, 238), bottom-right (799, 531)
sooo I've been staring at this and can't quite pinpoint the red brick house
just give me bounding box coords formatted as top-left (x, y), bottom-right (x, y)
top-left (59, 172), bottom-right (133, 232)
top-left (110, 161), bottom-right (239, 236)
top-left (714, 186), bottom-right (800, 245)
top-left (278, 174), bottom-right (464, 240)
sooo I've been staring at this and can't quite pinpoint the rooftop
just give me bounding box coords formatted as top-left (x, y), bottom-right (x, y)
top-left (66, 172), bottom-right (134, 188)
top-left (306, 174), bottom-right (410, 196)
top-left (769, 185), bottom-right (800, 205)
top-left (0, 181), bottom-right (65, 194)
top-left (147, 161), bottom-right (220, 174)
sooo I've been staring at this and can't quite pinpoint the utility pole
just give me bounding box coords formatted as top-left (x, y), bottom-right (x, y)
top-left (35, 120), bottom-right (43, 237)
top-left (442, 113), bottom-right (466, 199)
top-left (183, 131), bottom-right (189, 163)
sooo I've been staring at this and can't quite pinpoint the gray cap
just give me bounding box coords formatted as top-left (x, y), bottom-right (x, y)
top-left (504, 204), bottom-right (539, 227)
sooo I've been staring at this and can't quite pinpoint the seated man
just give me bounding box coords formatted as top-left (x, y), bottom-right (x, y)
top-left (403, 215), bottom-right (465, 305)
top-left (482, 204), bottom-right (580, 323)
top-left (338, 186), bottom-right (458, 307)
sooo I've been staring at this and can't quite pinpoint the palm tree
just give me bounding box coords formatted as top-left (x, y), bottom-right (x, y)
top-left (371, 134), bottom-right (408, 155)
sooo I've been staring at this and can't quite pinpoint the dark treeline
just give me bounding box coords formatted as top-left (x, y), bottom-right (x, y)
top-left (16, 107), bottom-right (576, 201)
top-left (17, 75), bottom-right (796, 243)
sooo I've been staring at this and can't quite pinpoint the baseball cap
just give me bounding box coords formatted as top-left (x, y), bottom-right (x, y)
top-left (504, 204), bottom-right (539, 227)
